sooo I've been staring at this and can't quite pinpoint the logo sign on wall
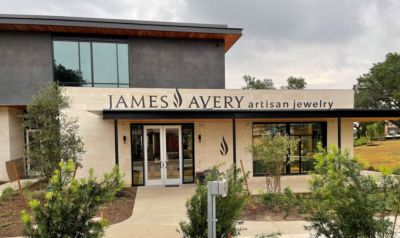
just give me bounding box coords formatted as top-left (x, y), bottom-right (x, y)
top-left (220, 136), bottom-right (228, 156)
top-left (107, 88), bottom-right (336, 110)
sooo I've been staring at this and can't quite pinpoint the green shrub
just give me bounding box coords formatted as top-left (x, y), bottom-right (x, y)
top-left (304, 145), bottom-right (399, 237)
top-left (354, 136), bottom-right (369, 146)
top-left (21, 160), bottom-right (124, 238)
top-left (0, 187), bottom-right (18, 201)
top-left (179, 166), bottom-right (249, 238)
top-left (262, 187), bottom-right (298, 219)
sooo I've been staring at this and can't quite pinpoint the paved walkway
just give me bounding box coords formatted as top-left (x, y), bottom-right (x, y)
top-left (105, 184), bottom-right (312, 238)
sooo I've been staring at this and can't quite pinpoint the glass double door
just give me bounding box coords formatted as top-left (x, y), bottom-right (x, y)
top-left (144, 126), bottom-right (182, 186)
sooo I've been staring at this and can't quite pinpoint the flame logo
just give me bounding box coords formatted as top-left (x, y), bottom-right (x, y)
top-left (219, 136), bottom-right (229, 156)
top-left (173, 88), bottom-right (183, 108)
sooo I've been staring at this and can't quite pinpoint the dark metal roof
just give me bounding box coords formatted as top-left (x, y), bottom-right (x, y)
top-left (0, 14), bottom-right (242, 35)
top-left (103, 109), bottom-right (400, 120)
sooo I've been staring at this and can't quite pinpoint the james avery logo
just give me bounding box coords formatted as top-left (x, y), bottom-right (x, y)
top-left (220, 136), bottom-right (228, 156)
top-left (173, 88), bottom-right (182, 108)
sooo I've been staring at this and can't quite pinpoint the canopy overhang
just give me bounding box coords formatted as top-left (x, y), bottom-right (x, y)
top-left (103, 109), bottom-right (400, 121)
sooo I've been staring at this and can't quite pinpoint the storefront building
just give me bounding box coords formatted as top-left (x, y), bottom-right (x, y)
top-left (1, 15), bottom-right (399, 185)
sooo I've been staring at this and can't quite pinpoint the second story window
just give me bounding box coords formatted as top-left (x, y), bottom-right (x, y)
top-left (53, 40), bottom-right (129, 88)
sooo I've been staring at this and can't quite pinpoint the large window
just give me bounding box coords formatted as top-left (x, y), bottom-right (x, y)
top-left (53, 40), bottom-right (129, 87)
top-left (252, 122), bottom-right (326, 176)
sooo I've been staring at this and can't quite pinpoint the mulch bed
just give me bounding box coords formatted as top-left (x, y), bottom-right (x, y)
top-left (0, 180), bottom-right (137, 238)
top-left (241, 204), bottom-right (305, 221)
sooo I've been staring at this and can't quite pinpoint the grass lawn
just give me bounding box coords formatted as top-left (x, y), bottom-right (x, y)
top-left (354, 139), bottom-right (400, 171)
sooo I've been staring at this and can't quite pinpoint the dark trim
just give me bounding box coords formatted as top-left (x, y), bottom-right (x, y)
top-left (103, 109), bottom-right (400, 120)
top-left (338, 116), bottom-right (342, 149)
top-left (232, 118), bottom-right (237, 166)
top-left (0, 14), bottom-right (242, 35)
top-left (114, 120), bottom-right (119, 165)
top-left (130, 124), bottom-right (145, 186)
top-left (182, 124), bottom-right (195, 184)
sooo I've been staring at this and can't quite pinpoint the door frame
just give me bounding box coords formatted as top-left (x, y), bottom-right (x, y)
top-left (143, 125), bottom-right (182, 186)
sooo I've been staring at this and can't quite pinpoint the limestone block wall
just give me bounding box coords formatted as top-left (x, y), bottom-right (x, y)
top-left (0, 107), bottom-right (24, 181)
top-left (118, 121), bottom-right (132, 185)
top-left (62, 89), bottom-right (116, 180)
top-left (194, 121), bottom-right (233, 172)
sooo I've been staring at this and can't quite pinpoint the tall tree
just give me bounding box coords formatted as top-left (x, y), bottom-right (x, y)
top-left (354, 53), bottom-right (400, 126)
top-left (282, 76), bottom-right (307, 89)
top-left (242, 75), bottom-right (275, 89)
top-left (22, 82), bottom-right (84, 179)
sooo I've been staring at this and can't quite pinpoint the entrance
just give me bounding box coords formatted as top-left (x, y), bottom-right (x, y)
top-left (144, 125), bottom-right (182, 186)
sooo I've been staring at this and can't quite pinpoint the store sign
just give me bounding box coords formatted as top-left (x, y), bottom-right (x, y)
top-left (107, 88), bottom-right (336, 110)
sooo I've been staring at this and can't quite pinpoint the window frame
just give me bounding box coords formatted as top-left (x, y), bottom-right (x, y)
top-left (251, 122), bottom-right (327, 176)
top-left (52, 36), bottom-right (130, 88)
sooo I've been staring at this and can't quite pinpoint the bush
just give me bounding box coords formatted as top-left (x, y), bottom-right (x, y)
top-left (21, 160), bottom-right (123, 238)
top-left (262, 187), bottom-right (298, 219)
top-left (179, 166), bottom-right (249, 238)
top-left (304, 145), bottom-right (399, 238)
top-left (354, 136), bottom-right (369, 146)
top-left (0, 187), bottom-right (18, 201)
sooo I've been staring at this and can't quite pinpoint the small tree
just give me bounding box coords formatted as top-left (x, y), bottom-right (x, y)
top-left (179, 166), bottom-right (249, 238)
top-left (22, 82), bottom-right (84, 179)
top-left (21, 160), bottom-right (124, 238)
top-left (251, 133), bottom-right (296, 193)
top-left (304, 145), bottom-right (400, 238)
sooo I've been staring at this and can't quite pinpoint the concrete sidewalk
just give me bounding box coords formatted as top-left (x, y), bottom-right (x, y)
top-left (105, 185), bottom-right (311, 238)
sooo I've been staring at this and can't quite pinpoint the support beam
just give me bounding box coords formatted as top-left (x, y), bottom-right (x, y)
top-left (114, 120), bottom-right (119, 165)
top-left (337, 116), bottom-right (342, 149)
top-left (232, 118), bottom-right (237, 166)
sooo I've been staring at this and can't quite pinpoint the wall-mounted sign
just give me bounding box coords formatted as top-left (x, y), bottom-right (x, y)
top-left (102, 88), bottom-right (354, 111)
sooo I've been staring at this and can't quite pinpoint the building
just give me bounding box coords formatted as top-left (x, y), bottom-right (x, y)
top-left (1, 15), bottom-right (399, 185)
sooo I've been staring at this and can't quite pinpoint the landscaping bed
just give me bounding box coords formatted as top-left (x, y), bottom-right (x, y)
top-left (0, 180), bottom-right (137, 237)
top-left (241, 194), bottom-right (305, 222)
top-left (241, 203), bottom-right (304, 221)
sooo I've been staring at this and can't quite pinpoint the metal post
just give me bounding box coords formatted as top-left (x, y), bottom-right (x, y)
top-left (207, 180), bottom-right (228, 238)
top-left (207, 182), bottom-right (213, 238)
top-left (337, 116), bottom-right (342, 149)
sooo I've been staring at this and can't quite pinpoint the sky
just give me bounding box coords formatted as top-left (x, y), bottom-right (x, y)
top-left (2, 0), bottom-right (400, 89)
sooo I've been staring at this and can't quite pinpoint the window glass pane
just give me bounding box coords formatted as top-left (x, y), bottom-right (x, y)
top-left (79, 42), bottom-right (92, 85)
top-left (182, 125), bottom-right (194, 183)
top-left (252, 123), bottom-right (326, 176)
top-left (53, 41), bottom-right (82, 86)
top-left (92, 42), bottom-right (118, 85)
top-left (132, 125), bottom-right (144, 186)
top-left (117, 44), bottom-right (129, 85)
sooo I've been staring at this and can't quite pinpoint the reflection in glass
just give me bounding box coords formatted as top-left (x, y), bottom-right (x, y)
top-left (165, 128), bottom-right (180, 180)
top-left (53, 41), bottom-right (83, 86)
top-left (252, 123), bottom-right (326, 175)
top-left (182, 125), bottom-right (194, 183)
top-left (147, 128), bottom-right (161, 181)
top-left (79, 42), bottom-right (92, 86)
top-left (53, 40), bottom-right (128, 87)
top-left (117, 44), bottom-right (129, 86)
top-left (132, 125), bottom-right (144, 186)
top-left (93, 43), bottom-right (118, 85)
